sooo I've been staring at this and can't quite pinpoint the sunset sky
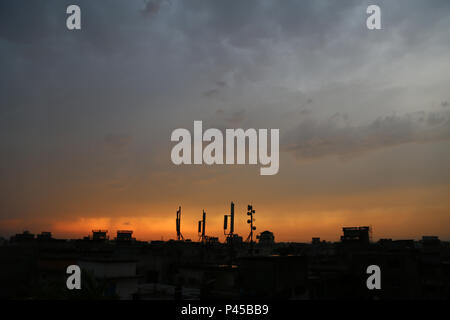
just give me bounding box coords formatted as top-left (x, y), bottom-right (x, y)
top-left (1, 0), bottom-right (450, 242)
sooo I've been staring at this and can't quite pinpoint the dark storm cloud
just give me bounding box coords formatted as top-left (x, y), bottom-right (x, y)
top-left (1, 0), bottom-right (449, 94)
top-left (1, 0), bottom-right (449, 142)
top-left (283, 110), bottom-right (450, 160)
top-left (1, 0), bottom-right (450, 223)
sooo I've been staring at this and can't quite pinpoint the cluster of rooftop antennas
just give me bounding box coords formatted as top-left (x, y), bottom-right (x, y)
top-left (175, 202), bottom-right (256, 244)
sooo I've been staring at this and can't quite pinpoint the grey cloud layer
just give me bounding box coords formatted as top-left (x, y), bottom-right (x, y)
top-left (1, 1), bottom-right (450, 218)
top-left (283, 109), bottom-right (450, 159)
top-left (1, 0), bottom-right (449, 150)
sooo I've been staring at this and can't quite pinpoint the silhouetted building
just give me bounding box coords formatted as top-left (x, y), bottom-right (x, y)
top-left (226, 234), bottom-right (243, 245)
top-left (37, 232), bottom-right (52, 241)
top-left (378, 239), bottom-right (415, 250)
top-left (205, 236), bottom-right (219, 245)
top-left (115, 230), bottom-right (135, 243)
top-left (238, 255), bottom-right (308, 299)
top-left (92, 230), bottom-right (108, 241)
top-left (79, 257), bottom-right (140, 299)
top-left (257, 231), bottom-right (275, 245)
top-left (422, 236), bottom-right (441, 247)
top-left (1, 223), bottom-right (450, 300)
top-left (10, 231), bottom-right (35, 243)
top-left (341, 226), bottom-right (370, 245)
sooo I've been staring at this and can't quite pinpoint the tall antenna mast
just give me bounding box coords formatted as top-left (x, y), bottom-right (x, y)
top-left (224, 202), bottom-right (235, 239)
top-left (198, 209), bottom-right (206, 243)
top-left (176, 206), bottom-right (184, 241)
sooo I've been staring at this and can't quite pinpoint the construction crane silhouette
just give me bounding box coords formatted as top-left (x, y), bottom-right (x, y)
top-left (198, 209), bottom-right (206, 243)
top-left (176, 206), bottom-right (184, 241)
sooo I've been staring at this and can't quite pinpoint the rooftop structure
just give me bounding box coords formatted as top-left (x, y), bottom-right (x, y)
top-left (341, 226), bottom-right (370, 244)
